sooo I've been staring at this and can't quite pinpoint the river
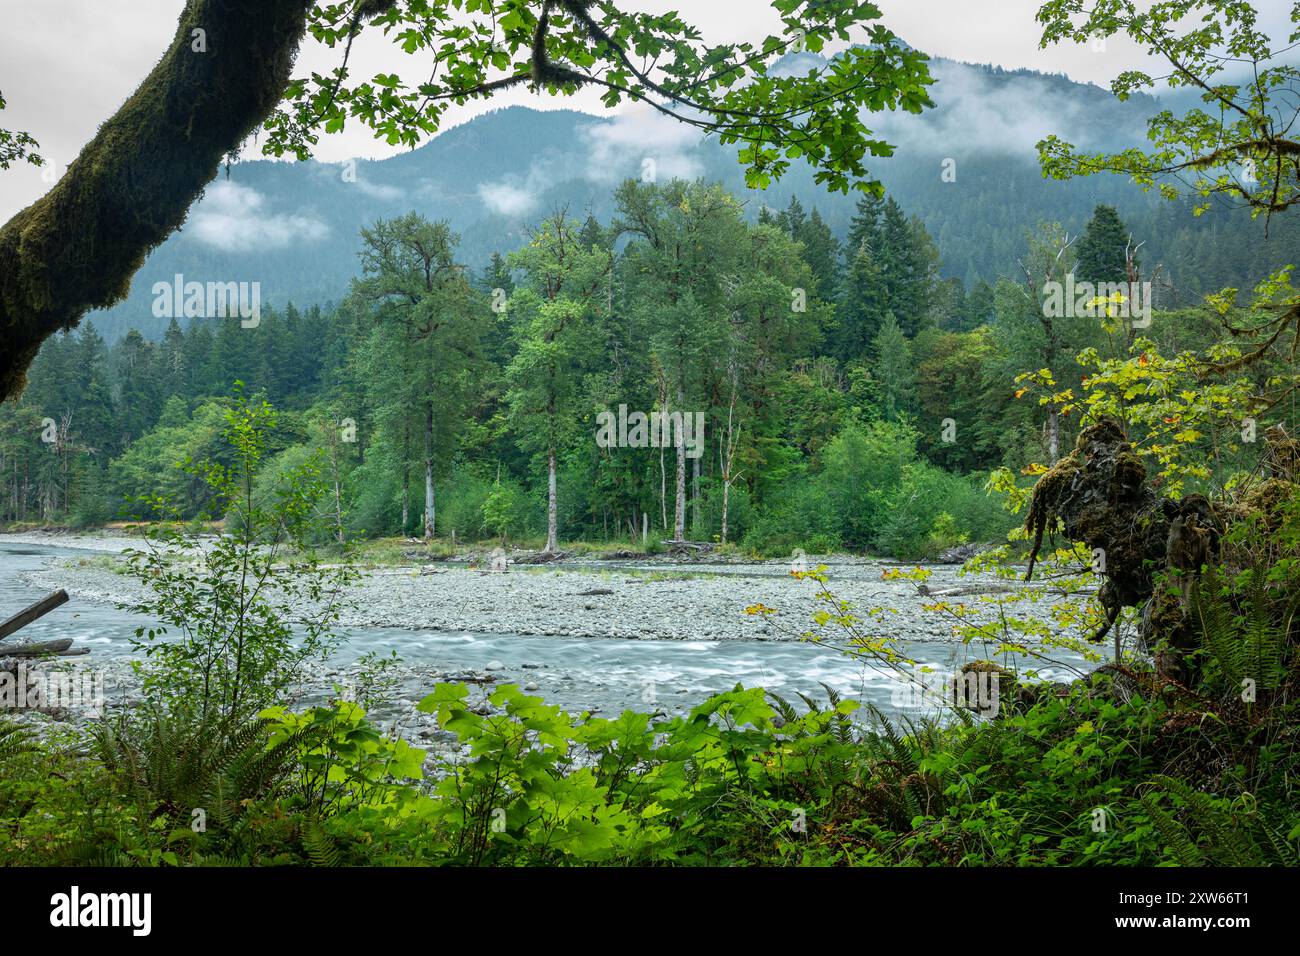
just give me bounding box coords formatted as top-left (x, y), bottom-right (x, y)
top-left (1, 541), bottom-right (1101, 723)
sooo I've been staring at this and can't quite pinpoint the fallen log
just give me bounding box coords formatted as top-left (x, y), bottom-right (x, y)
top-left (514, 550), bottom-right (569, 565)
top-left (0, 590), bottom-right (69, 642)
top-left (921, 584), bottom-right (1020, 598)
top-left (663, 540), bottom-right (716, 559)
top-left (0, 638), bottom-right (75, 657)
top-left (663, 539), bottom-right (713, 550)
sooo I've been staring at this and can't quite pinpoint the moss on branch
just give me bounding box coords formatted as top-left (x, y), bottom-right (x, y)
top-left (0, 0), bottom-right (314, 399)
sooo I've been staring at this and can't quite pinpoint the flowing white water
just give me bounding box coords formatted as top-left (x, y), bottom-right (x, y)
top-left (1, 543), bottom-right (1099, 721)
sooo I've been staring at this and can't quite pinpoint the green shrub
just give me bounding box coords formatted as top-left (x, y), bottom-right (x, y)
top-left (815, 419), bottom-right (916, 550)
top-left (875, 464), bottom-right (1014, 559)
top-left (123, 391), bottom-right (357, 727)
top-left (479, 479), bottom-right (533, 544)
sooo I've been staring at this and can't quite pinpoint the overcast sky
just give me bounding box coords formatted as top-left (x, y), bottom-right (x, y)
top-left (0, 0), bottom-right (1293, 221)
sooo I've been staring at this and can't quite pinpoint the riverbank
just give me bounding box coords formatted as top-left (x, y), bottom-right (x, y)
top-left (5, 529), bottom-right (1024, 644)
top-left (1, 532), bottom-right (1094, 775)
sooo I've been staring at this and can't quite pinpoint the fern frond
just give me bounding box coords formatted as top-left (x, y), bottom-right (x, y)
top-left (0, 718), bottom-right (35, 765)
top-left (1254, 818), bottom-right (1300, 867)
top-left (302, 821), bottom-right (341, 867)
top-left (1193, 568), bottom-right (1242, 686)
top-left (764, 691), bottom-right (800, 726)
top-left (1140, 793), bottom-right (1204, 865)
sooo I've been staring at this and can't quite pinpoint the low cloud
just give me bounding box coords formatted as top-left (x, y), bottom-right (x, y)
top-left (188, 181), bottom-right (330, 251)
top-left (477, 181), bottom-right (540, 217)
top-left (869, 59), bottom-right (1150, 158)
top-left (474, 104), bottom-right (705, 218)
top-left (581, 104), bottom-right (704, 183)
top-left (353, 177), bottom-right (403, 202)
top-left (311, 161), bottom-right (404, 201)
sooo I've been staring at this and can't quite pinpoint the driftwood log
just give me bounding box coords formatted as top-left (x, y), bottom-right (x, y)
top-left (0, 589), bottom-right (68, 641)
top-left (1, 639), bottom-right (85, 658)
top-left (663, 540), bottom-right (715, 558)
top-left (0, 589), bottom-right (89, 665)
top-left (514, 550), bottom-right (570, 565)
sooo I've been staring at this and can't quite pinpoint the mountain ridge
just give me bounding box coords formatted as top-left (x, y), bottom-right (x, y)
top-left (92, 57), bottom-right (1298, 340)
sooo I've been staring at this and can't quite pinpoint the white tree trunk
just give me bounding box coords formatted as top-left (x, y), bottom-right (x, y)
top-left (332, 446), bottom-right (345, 546)
top-left (691, 455), bottom-right (700, 537)
top-left (719, 375), bottom-right (740, 547)
top-left (674, 440), bottom-right (686, 541)
top-left (546, 447), bottom-right (558, 553)
top-left (424, 477), bottom-right (436, 540)
top-left (401, 426), bottom-right (410, 536)
top-left (423, 405), bottom-right (435, 540)
top-left (674, 387), bottom-right (686, 540)
top-left (659, 443), bottom-right (667, 530)
top-left (720, 479), bottom-right (731, 545)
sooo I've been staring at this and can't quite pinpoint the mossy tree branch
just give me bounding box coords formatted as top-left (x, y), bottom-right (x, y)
top-left (0, 0), bottom-right (316, 400)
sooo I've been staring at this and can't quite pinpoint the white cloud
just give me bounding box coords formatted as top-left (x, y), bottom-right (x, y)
top-left (868, 60), bottom-right (1148, 159)
top-left (310, 161), bottom-right (404, 200)
top-left (582, 104), bottom-right (703, 183)
top-left (187, 181), bottom-right (329, 252)
top-left (348, 171), bottom-right (403, 200)
top-left (477, 181), bottom-right (539, 217)
top-left (473, 103), bottom-right (705, 217)
top-left (353, 178), bottom-right (404, 201)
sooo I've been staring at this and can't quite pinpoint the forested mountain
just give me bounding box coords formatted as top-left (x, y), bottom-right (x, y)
top-left (89, 58), bottom-right (1300, 342)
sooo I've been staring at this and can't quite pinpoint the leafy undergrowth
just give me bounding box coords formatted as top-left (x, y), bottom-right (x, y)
top-left (3, 669), bottom-right (1296, 867)
top-left (5, 395), bottom-right (1293, 867)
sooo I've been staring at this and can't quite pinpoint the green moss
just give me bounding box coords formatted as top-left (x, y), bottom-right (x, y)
top-left (0, 0), bottom-right (312, 401)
